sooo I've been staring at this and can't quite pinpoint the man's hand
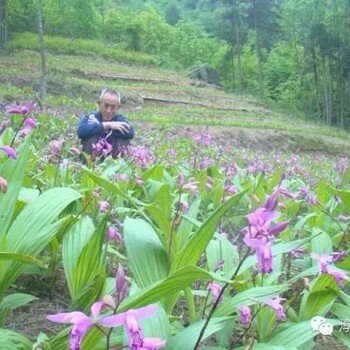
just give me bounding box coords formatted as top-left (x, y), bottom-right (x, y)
top-left (103, 121), bottom-right (130, 134)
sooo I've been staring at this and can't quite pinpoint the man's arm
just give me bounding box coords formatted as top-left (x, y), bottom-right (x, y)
top-left (77, 114), bottom-right (104, 139)
top-left (106, 115), bottom-right (134, 140)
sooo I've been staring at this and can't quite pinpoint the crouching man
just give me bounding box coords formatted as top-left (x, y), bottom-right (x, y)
top-left (77, 88), bottom-right (134, 161)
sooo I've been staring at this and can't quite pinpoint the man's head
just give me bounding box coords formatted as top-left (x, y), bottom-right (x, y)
top-left (98, 88), bottom-right (121, 121)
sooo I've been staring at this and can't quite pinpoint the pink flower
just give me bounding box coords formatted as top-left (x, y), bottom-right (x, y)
top-left (311, 253), bottom-right (333, 274)
top-left (98, 200), bottom-right (110, 213)
top-left (264, 297), bottom-right (286, 321)
top-left (134, 175), bottom-right (144, 186)
top-left (116, 264), bottom-right (128, 303)
top-left (0, 176), bottom-right (8, 193)
top-left (92, 138), bottom-right (112, 158)
top-left (256, 243), bottom-right (273, 274)
top-left (1, 146), bottom-right (17, 159)
top-left (24, 117), bottom-right (37, 128)
top-left (6, 101), bottom-right (37, 116)
top-left (100, 305), bottom-right (165, 350)
top-left (207, 282), bottom-right (222, 301)
top-left (328, 269), bottom-right (347, 286)
top-left (47, 301), bottom-right (105, 349)
top-left (239, 305), bottom-right (251, 325)
top-left (107, 226), bottom-right (123, 242)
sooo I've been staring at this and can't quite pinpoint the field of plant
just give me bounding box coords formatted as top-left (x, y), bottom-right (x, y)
top-left (1, 49), bottom-right (350, 350)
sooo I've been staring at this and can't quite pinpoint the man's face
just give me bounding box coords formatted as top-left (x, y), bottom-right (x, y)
top-left (99, 93), bottom-right (119, 120)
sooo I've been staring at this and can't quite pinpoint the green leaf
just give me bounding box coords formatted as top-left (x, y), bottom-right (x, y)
top-left (83, 168), bottom-right (144, 205)
top-left (269, 319), bottom-right (342, 347)
top-left (118, 265), bottom-right (217, 312)
top-left (62, 216), bottom-right (95, 297)
top-left (333, 188), bottom-right (350, 210)
top-left (165, 317), bottom-right (234, 350)
top-left (6, 187), bottom-right (81, 252)
top-left (235, 344), bottom-right (298, 350)
top-left (124, 217), bottom-right (170, 288)
top-left (145, 183), bottom-right (172, 239)
top-left (172, 191), bottom-right (246, 271)
top-left (0, 292), bottom-right (38, 310)
top-left (176, 197), bottom-right (201, 249)
top-left (0, 252), bottom-right (45, 268)
top-left (310, 229), bottom-right (333, 255)
top-left (299, 274), bottom-right (339, 321)
top-left (70, 217), bottom-right (107, 310)
top-left (0, 328), bottom-right (32, 350)
top-left (0, 139), bottom-right (29, 234)
top-left (214, 285), bottom-right (290, 317)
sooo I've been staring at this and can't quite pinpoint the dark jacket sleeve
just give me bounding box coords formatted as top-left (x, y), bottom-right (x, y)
top-left (113, 115), bottom-right (135, 140)
top-left (77, 114), bottom-right (104, 139)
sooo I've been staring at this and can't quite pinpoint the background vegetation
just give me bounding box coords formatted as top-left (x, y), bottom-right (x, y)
top-left (2, 0), bottom-right (350, 129)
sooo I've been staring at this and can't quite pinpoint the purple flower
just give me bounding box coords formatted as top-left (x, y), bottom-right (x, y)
top-left (256, 243), bottom-right (273, 274)
top-left (0, 176), bottom-right (8, 193)
top-left (290, 247), bottom-right (307, 258)
top-left (328, 269), bottom-right (347, 286)
top-left (207, 282), bottom-right (222, 301)
top-left (311, 253), bottom-right (333, 274)
top-left (47, 301), bottom-right (105, 349)
top-left (263, 187), bottom-right (279, 212)
top-left (193, 133), bottom-right (212, 145)
top-left (264, 297), bottom-right (286, 321)
top-left (1, 146), bottom-right (17, 159)
top-left (98, 200), bottom-right (110, 213)
top-left (116, 264), bottom-right (128, 303)
top-left (134, 175), bottom-right (144, 186)
top-left (6, 101), bottom-right (37, 116)
top-left (0, 119), bottom-right (10, 135)
top-left (182, 181), bottom-right (199, 195)
top-left (332, 251), bottom-right (346, 263)
top-left (107, 226), bottom-right (123, 242)
top-left (100, 305), bottom-right (166, 350)
top-left (92, 138), bottom-right (112, 158)
top-left (24, 117), bottom-right (37, 128)
top-left (129, 145), bottom-right (155, 168)
top-left (239, 305), bottom-right (251, 325)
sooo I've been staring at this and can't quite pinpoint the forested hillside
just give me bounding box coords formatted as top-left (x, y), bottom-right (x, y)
top-left (2, 0), bottom-right (350, 129)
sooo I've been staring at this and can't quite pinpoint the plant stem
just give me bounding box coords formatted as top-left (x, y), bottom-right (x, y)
top-left (10, 114), bottom-right (27, 147)
top-left (193, 248), bottom-right (251, 350)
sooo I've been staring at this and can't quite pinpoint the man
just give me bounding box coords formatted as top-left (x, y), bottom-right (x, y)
top-left (77, 89), bottom-right (134, 160)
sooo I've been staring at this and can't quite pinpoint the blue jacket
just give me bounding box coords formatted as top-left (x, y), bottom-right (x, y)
top-left (77, 111), bottom-right (134, 140)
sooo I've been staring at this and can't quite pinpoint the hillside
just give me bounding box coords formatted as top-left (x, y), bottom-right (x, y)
top-left (1, 49), bottom-right (349, 155)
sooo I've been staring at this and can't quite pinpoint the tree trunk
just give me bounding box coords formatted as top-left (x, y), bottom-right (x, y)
top-left (235, 7), bottom-right (244, 95)
top-left (37, 0), bottom-right (47, 100)
top-left (322, 57), bottom-right (331, 125)
top-left (0, 0), bottom-right (7, 49)
top-left (252, 0), bottom-right (264, 101)
top-left (311, 48), bottom-right (321, 121)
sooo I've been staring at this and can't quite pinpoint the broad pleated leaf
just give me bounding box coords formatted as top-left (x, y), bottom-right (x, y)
top-left (172, 190), bottom-right (246, 271)
top-left (0, 139), bottom-right (29, 235)
top-left (6, 187), bottom-right (82, 252)
top-left (0, 292), bottom-right (38, 311)
top-left (124, 217), bottom-right (170, 287)
top-left (62, 216), bottom-right (95, 297)
top-left (70, 217), bottom-right (107, 310)
top-left (215, 284), bottom-right (290, 317)
top-left (0, 252), bottom-right (45, 268)
top-left (0, 329), bottom-right (32, 350)
top-left (269, 319), bottom-right (342, 347)
top-left (83, 168), bottom-right (144, 205)
top-left (165, 317), bottom-right (233, 350)
top-left (176, 197), bottom-right (201, 249)
top-left (299, 274), bottom-right (339, 321)
top-left (118, 265), bottom-right (219, 312)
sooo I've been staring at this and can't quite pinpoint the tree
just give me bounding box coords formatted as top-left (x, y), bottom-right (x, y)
top-left (0, 0), bottom-right (7, 49)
